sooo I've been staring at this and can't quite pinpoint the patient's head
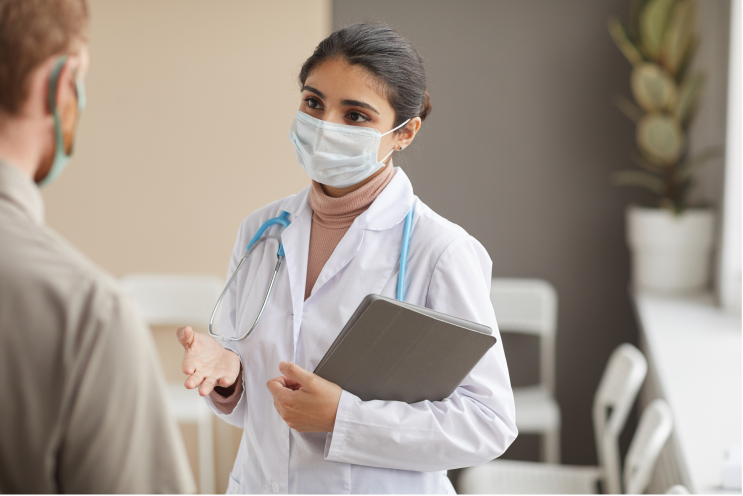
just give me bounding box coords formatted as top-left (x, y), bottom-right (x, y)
top-left (0, 0), bottom-right (89, 182)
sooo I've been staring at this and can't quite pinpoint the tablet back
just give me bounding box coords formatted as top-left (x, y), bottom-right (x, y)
top-left (314, 294), bottom-right (496, 404)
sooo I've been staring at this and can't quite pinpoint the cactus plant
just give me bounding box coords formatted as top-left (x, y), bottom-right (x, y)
top-left (609, 0), bottom-right (722, 213)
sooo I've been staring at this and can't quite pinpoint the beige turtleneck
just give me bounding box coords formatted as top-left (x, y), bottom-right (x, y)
top-left (210, 164), bottom-right (396, 411)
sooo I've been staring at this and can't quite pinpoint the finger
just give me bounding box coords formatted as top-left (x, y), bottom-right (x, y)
top-left (177, 326), bottom-right (195, 349)
top-left (182, 356), bottom-right (199, 376)
top-left (199, 376), bottom-right (218, 396)
top-left (184, 370), bottom-right (205, 390)
top-left (279, 362), bottom-right (314, 386)
top-left (281, 377), bottom-right (302, 390)
top-left (218, 375), bottom-right (237, 387)
top-left (266, 378), bottom-right (292, 400)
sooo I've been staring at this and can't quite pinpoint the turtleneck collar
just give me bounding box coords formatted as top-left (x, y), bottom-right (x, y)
top-left (308, 163), bottom-right (396, 229)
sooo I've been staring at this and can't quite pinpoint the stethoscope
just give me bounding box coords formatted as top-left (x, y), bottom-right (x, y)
top-left (208, 206), bottom-right (414, 341)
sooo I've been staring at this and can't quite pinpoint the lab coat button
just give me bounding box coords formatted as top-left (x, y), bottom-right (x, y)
top-left (270, 480), bottom-right (279, 493)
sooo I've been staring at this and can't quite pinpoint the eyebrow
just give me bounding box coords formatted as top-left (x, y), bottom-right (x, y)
top-left (341, 99), bottom-right (379, 114)
top-left (301, 85), bottom-right (380, 115)
top-left (301, 85), bottom-right (325, 99)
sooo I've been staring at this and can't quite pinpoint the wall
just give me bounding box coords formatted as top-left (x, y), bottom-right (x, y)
top-left (42, 0), bottom-right (329, 278)
top-left (333, 0), bottom-right (643, 469)
top-left (40, 1), bottom-right (331, 491)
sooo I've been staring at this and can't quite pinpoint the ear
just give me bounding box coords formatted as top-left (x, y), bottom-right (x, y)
top-left (394, 117), bottom-right (422, 151)
top-left (48, 55), bottom-right (84, 116)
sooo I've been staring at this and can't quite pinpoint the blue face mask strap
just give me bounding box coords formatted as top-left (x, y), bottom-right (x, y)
top-left (39, 56), bottom-right (87, 187)
top-left (396, 204), bottom-right (415, 301)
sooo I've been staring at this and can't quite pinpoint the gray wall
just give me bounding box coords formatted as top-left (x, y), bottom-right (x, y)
top-left (333, 0), bottom-right (643, 468)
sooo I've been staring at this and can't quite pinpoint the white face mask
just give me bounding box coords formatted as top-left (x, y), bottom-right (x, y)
top-left (289, 111), bottom-right (410, 188)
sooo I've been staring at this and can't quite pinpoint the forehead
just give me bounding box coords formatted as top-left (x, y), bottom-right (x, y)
top-left (305, 58), bottom-right (392, 110)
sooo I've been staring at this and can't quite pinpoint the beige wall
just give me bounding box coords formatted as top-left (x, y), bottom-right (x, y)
top-left (42, 0), bottom-right (329, 278)
top-left (39, 1), bottom-right (330, 491)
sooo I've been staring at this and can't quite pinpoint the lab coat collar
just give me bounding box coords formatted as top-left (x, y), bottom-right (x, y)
top-left (277, 166), bottom-right (414, 232)
top-left (362, 167), bottom-right (415, 231)
top-left (0, 157), bottom-right (45, 225)
top-left (278, 184), bottom-right (311, 221)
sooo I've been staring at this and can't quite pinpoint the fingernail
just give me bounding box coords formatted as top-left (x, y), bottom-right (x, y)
top-left (279, 361), bottom-right (286, 371)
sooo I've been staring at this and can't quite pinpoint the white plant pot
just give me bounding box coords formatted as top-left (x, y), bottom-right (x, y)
top-left (626, 205), bottom-right (715, 293)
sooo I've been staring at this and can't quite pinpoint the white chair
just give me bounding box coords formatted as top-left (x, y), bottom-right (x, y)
top-left (490, 278), bottom-right (561, 463)
top-left (120, 273), bottom-right (224, 494)
top-left (623, 400), bottom-right (674, 494)
top-left (459, 343), bottom-right (649, 494)
top-left (665, 485), bottom-right (691, 494)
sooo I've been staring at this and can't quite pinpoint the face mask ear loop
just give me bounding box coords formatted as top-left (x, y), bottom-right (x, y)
top-left (379, 148), bottom-right (395, 163)
top-left (380, 118), bottom-right (411, 137)
top-left (377, 118), bottom-right (411, 163)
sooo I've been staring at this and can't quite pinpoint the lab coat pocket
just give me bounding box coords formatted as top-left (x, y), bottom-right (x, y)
top-left (227, 472), bottom-right (242, 494)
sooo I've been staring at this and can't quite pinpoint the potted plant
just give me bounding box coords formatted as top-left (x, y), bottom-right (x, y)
top-left (608, 0), bottom-right (722, 292)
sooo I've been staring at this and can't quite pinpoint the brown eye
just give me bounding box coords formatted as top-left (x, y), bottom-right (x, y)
top-left (304, 97), bottom-right (322, 109)
top-left (347, 111), bottom-right (369, 123)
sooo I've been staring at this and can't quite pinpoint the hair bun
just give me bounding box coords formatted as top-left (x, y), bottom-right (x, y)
top-left (419, 90), bottom-right (432, 121)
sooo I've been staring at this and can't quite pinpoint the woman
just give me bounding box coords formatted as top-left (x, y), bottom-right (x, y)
top-left (177, 23), bottom-right (517, 494)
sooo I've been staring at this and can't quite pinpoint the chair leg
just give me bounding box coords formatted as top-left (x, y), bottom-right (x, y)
top-left (197, 412), bottom-right (216, 494)
top-left (542, 428), bottom-right (561, 464)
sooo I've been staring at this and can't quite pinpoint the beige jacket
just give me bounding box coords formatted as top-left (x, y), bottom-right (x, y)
top-left (0, 159), bottom-right (195, 493)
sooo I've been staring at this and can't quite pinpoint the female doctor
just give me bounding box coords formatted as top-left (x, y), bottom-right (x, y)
top-left (176, 23), bottom-right (517, 494)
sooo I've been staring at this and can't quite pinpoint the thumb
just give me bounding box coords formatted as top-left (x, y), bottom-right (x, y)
top-left (279, 361), bottom-right (313, 386)
top-left (177, 326), bottom-right (195, 349)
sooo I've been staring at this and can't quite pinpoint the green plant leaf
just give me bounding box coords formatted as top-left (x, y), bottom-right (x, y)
top-left (612, 94), bottom-right (645, 122)
top-left (629, 0), bottom-right (652, 36)
top-left (640, 0), bottom-right (675, 59)
top-left (608, 19), bottom-right (645, 65)
top-left (637, 113), bottom-right (685, 164)
top-left (661, 0), bottom-right (697, 76)
top-left (676, 145), bottom-right (724, 180)
top-left (631, 63), bottom-right (678, 111)
top-left (612, 169), bottom-right (666, 194)
top-left (675, 71), bottom-right (705, 126)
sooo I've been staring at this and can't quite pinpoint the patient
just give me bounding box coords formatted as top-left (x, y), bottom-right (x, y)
top-left (0, 0), bottom-right (194, 492)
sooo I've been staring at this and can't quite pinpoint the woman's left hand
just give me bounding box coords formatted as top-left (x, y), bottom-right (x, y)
top-left (267, 361), bottom-right (342, 433)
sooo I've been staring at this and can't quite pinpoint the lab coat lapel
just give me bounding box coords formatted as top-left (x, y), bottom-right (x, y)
top-left (278, 189), bottom-right (312, 350)
top-left (307, 217), bottom-right (365, 299)
top-left (307, 167), bottom-right (415, 300)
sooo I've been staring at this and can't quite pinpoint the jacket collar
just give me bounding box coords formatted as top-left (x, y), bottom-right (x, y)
top-left (363, 167), bottom-right (414, 231)
top-left (0, 158), bottom-right (45, 224)
top-left (278, 167), bottom-right (414, 231)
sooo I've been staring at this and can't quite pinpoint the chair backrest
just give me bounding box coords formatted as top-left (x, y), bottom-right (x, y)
top-left (120, 273), bottom-right (223, 326)
top-left (624, 399), bottom-right (674, 494)
top-left (592, 343), bottom-right (648, 494)
top-left (490, 278), bottom-right (558, 392)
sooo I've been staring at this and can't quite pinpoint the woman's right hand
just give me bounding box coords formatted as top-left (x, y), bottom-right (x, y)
top-left (177, 326), bottom-right (241, 396)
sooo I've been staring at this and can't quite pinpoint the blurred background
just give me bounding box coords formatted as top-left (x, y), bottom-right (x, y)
top-left (40, 0), bottom-right (740, 493)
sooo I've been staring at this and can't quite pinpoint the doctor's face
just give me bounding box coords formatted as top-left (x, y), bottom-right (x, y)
top-left (299, 58), bottom-right (401, 160)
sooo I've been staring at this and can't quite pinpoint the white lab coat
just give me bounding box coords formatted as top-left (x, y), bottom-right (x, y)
top-left (206, 168), bottom-right (517, 494)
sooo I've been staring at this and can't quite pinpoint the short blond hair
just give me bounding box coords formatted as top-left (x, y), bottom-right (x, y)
top-left (0, 0), bottom-right (89, 115)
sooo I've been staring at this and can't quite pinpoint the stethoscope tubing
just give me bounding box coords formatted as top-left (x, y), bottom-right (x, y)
top-left (209, 205), bottom-right (414, 342)
top-left (396, 205), bottom-right (414, 301)
top-left (208, 211), bottom-right (290, 341)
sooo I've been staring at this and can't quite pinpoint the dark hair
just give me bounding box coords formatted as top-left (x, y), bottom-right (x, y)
top-left (299, 22), bottom-right (431, 130)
